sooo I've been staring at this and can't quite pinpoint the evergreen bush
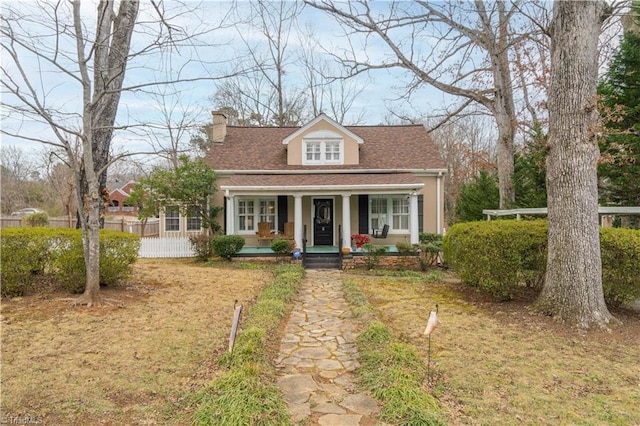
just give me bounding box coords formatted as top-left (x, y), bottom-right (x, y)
top-left (0, 228), bottom-right (139, 296)
top-left (212, 235), bottom-right (245, 260)
top-left (443, 220), bottom-right (548, 300)
top-left (600, 228), bottom-right (640, 306)
top-left (444, 220), bottom-right (640, 306)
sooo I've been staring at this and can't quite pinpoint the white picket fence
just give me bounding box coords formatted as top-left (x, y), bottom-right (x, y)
top-left (139, 237), bottom-right (195, 258)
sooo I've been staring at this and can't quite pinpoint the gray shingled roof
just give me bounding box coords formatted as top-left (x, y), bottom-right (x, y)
top-left (206, 124), bottom-right (446, 171)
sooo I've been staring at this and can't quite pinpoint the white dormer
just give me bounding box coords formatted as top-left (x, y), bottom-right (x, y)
top-left (282, 114), bottom-right (363, 166)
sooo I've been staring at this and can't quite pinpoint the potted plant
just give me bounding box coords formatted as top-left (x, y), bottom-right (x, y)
top-left (351, 234), bottom-right (370, 251)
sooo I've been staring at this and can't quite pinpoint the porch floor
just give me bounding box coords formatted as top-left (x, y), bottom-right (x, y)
top-left (237, 245), bottom-right (399, 255)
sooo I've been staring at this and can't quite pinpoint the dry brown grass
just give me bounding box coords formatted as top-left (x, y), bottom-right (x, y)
top-left (1, 259), bottom-right (270, 425)
top-left (351, 273), bottom-right (640, 426)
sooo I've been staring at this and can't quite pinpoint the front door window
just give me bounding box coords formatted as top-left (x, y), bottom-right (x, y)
top-left (313, 199), bottom-right (333, 245)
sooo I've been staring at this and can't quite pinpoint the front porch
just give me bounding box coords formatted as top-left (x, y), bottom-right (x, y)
top-left (236, 244), bottom-right (400, 256)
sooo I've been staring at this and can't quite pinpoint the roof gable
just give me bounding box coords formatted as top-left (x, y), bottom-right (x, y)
top-left (282, 113), bottom-right (363, 145)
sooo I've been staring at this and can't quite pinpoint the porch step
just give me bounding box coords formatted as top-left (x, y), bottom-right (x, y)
top-left (304, 253), bottom-right (341, 270)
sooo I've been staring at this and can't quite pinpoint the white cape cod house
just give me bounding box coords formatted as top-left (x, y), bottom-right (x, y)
top-left (205, 112), bottom-right (446, 251)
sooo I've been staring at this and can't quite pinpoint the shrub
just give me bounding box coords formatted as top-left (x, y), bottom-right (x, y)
top-left (443, 220), bottom-right (548, 300)
top-left (270, 239), bottom-right (293, 257)
top-left (189, 233), bottom-right (214, 262)
top-left (52, 229), bottom-right (140, 293)
top-left (0, 228), bottom-right (53, 296)
top-left (444, 221), bottom-right (639, 306)
top-left (1, 228), bottom-right (139, 295)
top-left (212, 235), bottom-right (245, 260)
top-left (52, 231), bottom-right (85, 293)
top-left (99, 230), bottom-right (140, 287)
top-left (396, 242), bottom-right (419, 254)
top-left (23, 212), bottom-right (49, 227)
top-left (362, 243), bottom-right (388, 270)
top-left (600, 228), bottom-right (640, 306)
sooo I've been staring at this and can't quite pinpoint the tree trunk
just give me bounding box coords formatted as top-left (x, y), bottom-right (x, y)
top-left (72, 0), bottom-right (139, 306)
top-left (488, 1), bottom-right (516, 209)
top-left (536, 0), bottom-right (613, 328)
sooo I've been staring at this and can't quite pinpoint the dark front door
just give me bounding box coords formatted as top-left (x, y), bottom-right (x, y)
top-left (313, 198), bottom-right (333, 245)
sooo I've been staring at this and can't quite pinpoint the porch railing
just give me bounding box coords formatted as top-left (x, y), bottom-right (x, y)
top-left (338, 224), bottom-right (343, 270)
top-left (302, 224), bottom-right (307, 268)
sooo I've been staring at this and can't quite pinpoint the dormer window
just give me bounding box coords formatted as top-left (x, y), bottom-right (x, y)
top-left (303, 137), bottom-right (343, 165)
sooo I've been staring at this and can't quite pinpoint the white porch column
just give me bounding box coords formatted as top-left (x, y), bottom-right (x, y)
top-left (342, 194), bottom-right (351, 248)
top-left (294, 195), bottom-right (303, 249)
top-left (436, 174), bottom-right (442, 234)
top-left (225, 194), bottom-right (234, 235)
top-left (410, 192), bottom-right (419, 244)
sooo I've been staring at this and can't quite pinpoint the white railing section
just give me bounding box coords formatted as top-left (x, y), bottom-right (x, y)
top-left (139, 237), bottom-right (195, 258)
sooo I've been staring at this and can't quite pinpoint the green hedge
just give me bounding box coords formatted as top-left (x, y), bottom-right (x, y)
top-left (600, 228), bottom-right (640, 306)
top-left (443, 220), bottom-right (639, 305)
top-left (443, 220), bottom-right (548, 300)
top-left (0, 227), bottom-right (140, 296)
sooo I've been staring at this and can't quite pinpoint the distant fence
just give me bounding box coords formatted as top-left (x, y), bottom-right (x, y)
top-left (139, 237), bottom-right (195, 258)
top-left (0, 217), bottom-right (159, 237)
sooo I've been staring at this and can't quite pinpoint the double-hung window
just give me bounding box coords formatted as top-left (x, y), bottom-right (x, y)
top-left (187, 205), bottom-right (202, 231)
top-left (237, 199), bottom-right (255, 231)
top-left (392, 198), bottom-right (409, 230)
top-left (236, 197), bottom-right (276, 232)
top-left (369, 195), bottom-right (410, 233)
top-left (370, 197), bottom-right (388, 232)
top-left (259, 199), bottom-right (276, 231)
top-left (165, 205), bottom-right (180, 231)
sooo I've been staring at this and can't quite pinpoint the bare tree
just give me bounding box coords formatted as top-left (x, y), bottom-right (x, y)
top-left (536, 0), bottom-right (614, 328)
top-left (427, 115), bottom-right (497, 224)
top-left (297, 26), bottom-right (367, 124)
top-left (1, 1), bottom-right (239, 305)
top-left (305, 0), bottom-right (553, 208)
top-left (143, 90), bottom-right (204, 168)
top-left (214, 0), bottom-right (308, 127)
top-left (0, 146), bottom-right (39, 214)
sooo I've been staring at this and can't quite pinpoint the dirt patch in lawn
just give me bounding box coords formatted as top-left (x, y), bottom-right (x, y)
top-left (350, 272), bottom-right (640, 426)
top-left (1, 259), bottom-right (271, 425)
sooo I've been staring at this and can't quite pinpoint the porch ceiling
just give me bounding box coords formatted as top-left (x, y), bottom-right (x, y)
top-left (220, 173), bottom-right (425, 192)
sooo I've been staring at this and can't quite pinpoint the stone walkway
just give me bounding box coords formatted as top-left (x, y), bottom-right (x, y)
top-left (275, 269), bottom-right (381, 425)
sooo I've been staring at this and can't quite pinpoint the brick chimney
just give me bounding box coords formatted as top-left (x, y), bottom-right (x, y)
top-left (211, 110), bottom-right (227, 142)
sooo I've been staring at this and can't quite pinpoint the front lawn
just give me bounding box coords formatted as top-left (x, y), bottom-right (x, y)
top-left (350, 273), bottom-right (640, 425)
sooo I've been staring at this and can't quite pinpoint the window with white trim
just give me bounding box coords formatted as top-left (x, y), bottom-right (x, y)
top-left (187, 205), bottom-right (202, 231)
top-left (165, 205), bottom-right (180, 231)
top-left (259, 199), bottom-right (276, 230)
top-left (236, 197), bottom-right (277, 232)
top-left (237, 199), bottom-right (254, 231)
top-left (369, 195), bottom-right (410, 232)
top-left (370, 197), bottom-right (388, 231)
top-left (392, 198), bottom-right (409, 230)
top-left (303, 138), bottom-right (343, 165)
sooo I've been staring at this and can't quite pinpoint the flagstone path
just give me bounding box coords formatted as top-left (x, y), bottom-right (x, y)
top-left (275, 269), bottom-right (383, 425)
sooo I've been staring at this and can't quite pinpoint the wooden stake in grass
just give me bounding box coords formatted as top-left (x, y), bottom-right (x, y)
top-left (423, 304), bottom-right (439, 382)
top-left (229, 300), bottom-right (243, 353)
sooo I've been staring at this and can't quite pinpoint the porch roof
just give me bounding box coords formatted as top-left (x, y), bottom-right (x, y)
top-left (220, 173), bottom-right (425, 193)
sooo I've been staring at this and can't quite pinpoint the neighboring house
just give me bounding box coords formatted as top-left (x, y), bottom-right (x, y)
top-left (107, 181), bottom-right (138, 217)
top-left (205, 111), bottom-right (446, 250)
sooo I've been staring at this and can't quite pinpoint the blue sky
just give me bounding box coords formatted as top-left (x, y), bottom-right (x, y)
top-left (1, 1), bottom-right (454, 163)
